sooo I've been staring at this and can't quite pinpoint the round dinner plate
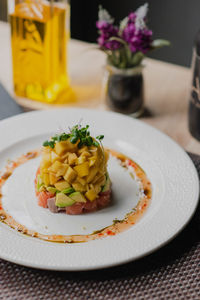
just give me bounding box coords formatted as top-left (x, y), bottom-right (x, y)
top-left (0, 108), bottom-right (199, 271)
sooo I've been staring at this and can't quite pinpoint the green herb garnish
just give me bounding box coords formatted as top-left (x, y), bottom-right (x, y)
top-left (43, 125), bottom-right (104, 149)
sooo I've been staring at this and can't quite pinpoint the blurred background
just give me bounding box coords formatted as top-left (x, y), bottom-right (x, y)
top-left (1, 0), bottom-right (200, 67)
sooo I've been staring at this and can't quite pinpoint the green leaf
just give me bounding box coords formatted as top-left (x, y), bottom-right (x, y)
top-left (131, 52), bottom-right (145, 66)
top-left (96, 135), bottom-right (104, 140)
top-left (151, 39), bottom-right (170, 49)
top-left (43, 124), bottom-right (103, 149)
top-left (51, 136), bottom-right (58, 141)
top-left (86, 136), bottom-right (93, 146)
top-left (93, 141), bottom-right (99, 147)
top-left (48, 141), bottom-right (55, 148)
top-left (70, 136), bottom-right (78, 144)
top-left (109, 36), bottom-right (127, 46)
top-left (43, 141), bottom-right (49, 147)
top-left (78, 141), bottom-right (83, 148)
top-left (60, 133), bottom-right (70, 141)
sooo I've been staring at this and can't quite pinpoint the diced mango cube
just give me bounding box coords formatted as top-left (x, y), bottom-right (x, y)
top-left (93, 184), bottom-right (101, 194)
top-left (55, 142), bottom-right (68, 156)
top-left (56, 163), bottom-right (69, 177)
top-left (64, 166), bottom-right (77, 183)
top-left (86, 166), bottom-right (98, 183)
top-left (55, 140), bottom-right (77, 154)
top-left (76, 155), bottom-right (86, 165)
top-left (76, 177), bottom-right (86, 185)
top-left (89, 146), bottom-right (98, 156)
top-left (72, 182), bottom-right (87, 192)
top-left (68, 153), bottom-right (77, 165)
top-left (42, 152), bottom-right (51, 162)
top-left (43, 173), bottom-right (50, 186)
top-left (96, 175), bottom-right (106, 186)
top-left (93, 173), bottom-right (106, 185)
top-left (74, 162), bottom-right (89, 177)
top-left (51, 151), bottom-right (60, 163)
top-left (49, 173), bottom-right (59, 185)
top-left (55, 180), bottom-right (70, 191)
top-left (85, 189), bottom-right (97, 201)
top-left (81, 151), bottom-right (91, 157)
top-left (49, 161), bottom-right (63, 173)
top-left (88, 156), bottom-right (96, 167)
top-left (65, 140), bottom-right (78, 152)
top-left (78, 146), bottom-right (88, 155)
top-left (61, 152), bottom-right (69, 163)
top-left (40, 160), bottom-right (51, 170)
top-left (104, 149), bottom-right (109, 163)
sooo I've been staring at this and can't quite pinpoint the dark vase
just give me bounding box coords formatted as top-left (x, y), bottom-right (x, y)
top-left (105, 65), bottom-right (144, 117)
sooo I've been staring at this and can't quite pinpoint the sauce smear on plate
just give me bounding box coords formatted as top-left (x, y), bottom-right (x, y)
top-left (0, 149), bottom-right (152, 243)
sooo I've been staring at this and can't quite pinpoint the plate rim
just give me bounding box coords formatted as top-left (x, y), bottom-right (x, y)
top-left (0, 108), bottom-right (199, 271)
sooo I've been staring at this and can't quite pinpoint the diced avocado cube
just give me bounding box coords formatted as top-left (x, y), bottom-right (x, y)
top-left (62, 187), bottom-right (75, 194)
top-left (69, 192), bottom-right (87, 203)
top-left (37, 175), bottom-right (43, 191)
top-left (56, 193), bottom-right (75, 207)
top-left (102, 174), bottom-right (111, 192)
top-left (55, 180), bottom-right (70, 191)
top-left (39, 185), bottom-right (45, 192)
top-left (46, 186), bottom-right (57, 194)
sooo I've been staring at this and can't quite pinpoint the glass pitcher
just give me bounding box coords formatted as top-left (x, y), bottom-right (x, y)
top-left (7, 0), bottom-right (74, 104)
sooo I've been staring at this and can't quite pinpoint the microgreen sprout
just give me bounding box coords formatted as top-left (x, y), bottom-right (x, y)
top-left (43, 125), bottom-right (104, 149)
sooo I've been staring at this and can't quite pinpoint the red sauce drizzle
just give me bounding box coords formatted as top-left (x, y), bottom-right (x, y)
top-left (0, 149), bottom-right (152, 243)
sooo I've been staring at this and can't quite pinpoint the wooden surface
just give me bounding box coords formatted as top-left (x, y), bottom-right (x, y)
top-left (0, 21), bottom-right (199, 154)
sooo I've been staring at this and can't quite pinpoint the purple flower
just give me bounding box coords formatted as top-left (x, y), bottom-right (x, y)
top-left (96, 20), bottom-right (110, 31)
top-left (96, 21), bottom-right (121, 50)
top-left (122, 23), bottom-right (136, 44)
top-left (128, 12), bottom-right (136, 23)
top-left (96, 5), bottom-right (169, 69)
top-left (122, 11), bottom-right (152, 53)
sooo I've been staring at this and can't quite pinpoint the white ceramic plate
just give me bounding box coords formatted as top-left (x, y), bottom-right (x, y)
top-left (0, 108), bottom-right (199, 271)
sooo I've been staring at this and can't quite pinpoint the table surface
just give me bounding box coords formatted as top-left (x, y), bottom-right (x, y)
top-left (0, 21), bottom-right (200, 154)
top-left (0, 22), bottom-right (200, 300)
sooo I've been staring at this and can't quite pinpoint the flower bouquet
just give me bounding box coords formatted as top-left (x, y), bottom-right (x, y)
top-left (97, 3), bottom-right (169, 116)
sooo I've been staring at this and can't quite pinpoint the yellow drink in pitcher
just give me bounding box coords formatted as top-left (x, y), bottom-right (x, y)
top-left (9, 1), bottom-right (73, 103)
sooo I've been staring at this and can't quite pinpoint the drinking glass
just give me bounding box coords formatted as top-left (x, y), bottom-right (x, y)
top-left (7, 0), bottom-right (74, 103)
